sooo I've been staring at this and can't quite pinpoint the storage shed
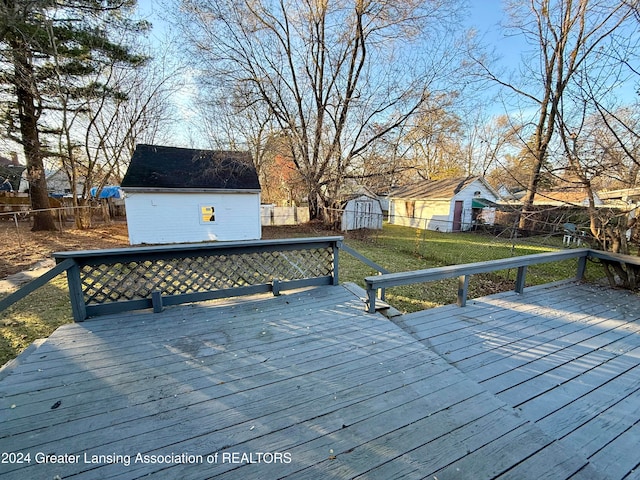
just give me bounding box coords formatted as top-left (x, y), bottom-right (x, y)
top-left (389, 176), bottom-right (500, 232)
top-left (340, 192), bottom-right (383, 231)
top-left (121, 144), bottom-right (261, 245)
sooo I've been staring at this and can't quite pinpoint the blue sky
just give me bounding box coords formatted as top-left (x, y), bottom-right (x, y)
top-left (135, 0), bottom-right (519, 147)
top-left (466, 0), bottom-right (527, 76)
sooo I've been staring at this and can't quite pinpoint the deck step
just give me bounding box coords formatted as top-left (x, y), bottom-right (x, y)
top-left (341, 281), bottom-right (403, 318)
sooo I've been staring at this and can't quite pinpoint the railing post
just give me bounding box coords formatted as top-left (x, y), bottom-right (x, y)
top-left (379, 273), bottom-right (386, 302)
top-left (515, 266), bottom-right (527, 294)
top-left (576, 254), bottom-right (587, 281)
top-left (152, 291), bottom-right (164, 313)
top-left (272, 279), bottom-right (281, 296)
top-left (457, 275), bottom-right (470, 307)
top-left (65, 261), bottom-right (87, 322)
top-left (366, 281), bottom-right (376, 313)
top-left (332, 240), bottom-right (340, 285)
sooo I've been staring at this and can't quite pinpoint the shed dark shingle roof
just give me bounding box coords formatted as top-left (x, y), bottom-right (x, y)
top-left (121, 144), bottom-right (260, 191)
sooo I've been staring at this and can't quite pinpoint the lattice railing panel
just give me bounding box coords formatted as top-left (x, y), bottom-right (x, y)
top-left (79, 247), bottom-right (334, 305)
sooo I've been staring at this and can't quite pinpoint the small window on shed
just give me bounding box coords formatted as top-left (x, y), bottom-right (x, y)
top-left (473, 190), bottom-right (482, 197)
top-left (200, 205), bottom-right (216, 223)
top-left (405, 201), bottom-right (416, 218)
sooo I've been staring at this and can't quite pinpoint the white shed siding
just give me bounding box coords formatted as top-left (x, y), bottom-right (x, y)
top-left (390, 199), bottom-right (450, 230)
top-left (390, 179), bottom-right (498, 233)
top-left (341, 196), bottom-right (383, 231)
top-left (125, 191), bottom-right (261, 244)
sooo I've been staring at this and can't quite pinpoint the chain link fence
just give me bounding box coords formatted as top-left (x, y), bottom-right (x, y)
top-left (0, 204), bottom-right (112, 236)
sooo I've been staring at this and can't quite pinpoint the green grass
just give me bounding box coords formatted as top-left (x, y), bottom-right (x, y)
top-left (0, 223), bottom-right (596, 366)
top-left (0, 275), bottom-right (72, 366)
top-left (339, 224), bottom-right (590, 313)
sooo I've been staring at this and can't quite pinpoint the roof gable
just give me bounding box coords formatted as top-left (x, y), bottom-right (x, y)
top-left (121, 144), bottom-right (260, 191)
top-left (391, 176), bottom-right (495, 200)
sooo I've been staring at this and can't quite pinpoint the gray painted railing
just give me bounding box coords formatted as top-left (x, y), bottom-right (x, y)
top-left (0, 237), bottom-right (385, 322)
top-left (364, 248), bottom-right (640, 313)
top-left (0, 259), bottom-right (75, 314)
top-left (52, 237), bottom-right (341, 321)
top-left (339, 242), bottom-right (390, 302)
top-left (2, 240), bottom-right (638, 321)
top-left (364, 248), bottom-right (594, 313)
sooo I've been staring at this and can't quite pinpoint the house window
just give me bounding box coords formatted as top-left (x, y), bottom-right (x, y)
top-left (405, 201), bottom-right (415, 218)
top-left (200, 205), bottom-right (216, 223)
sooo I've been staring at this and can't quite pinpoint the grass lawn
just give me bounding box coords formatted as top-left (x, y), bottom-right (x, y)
top-left (0, 223), bottom-right (596, 366)
top-left (0, 276), bottom-right (72, 367)
top-left (339, 224), bottom-right (591, 313)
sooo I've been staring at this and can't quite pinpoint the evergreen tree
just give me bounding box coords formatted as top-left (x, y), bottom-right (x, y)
top-left (0, 0), bottom-right (147, 230)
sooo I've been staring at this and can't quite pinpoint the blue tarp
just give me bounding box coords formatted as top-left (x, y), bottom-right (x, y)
top-left (90, 186), bottom-right (123, 199)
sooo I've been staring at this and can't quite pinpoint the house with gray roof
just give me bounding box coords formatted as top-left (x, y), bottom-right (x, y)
top-left (389, 176), bottom-right (500, 232)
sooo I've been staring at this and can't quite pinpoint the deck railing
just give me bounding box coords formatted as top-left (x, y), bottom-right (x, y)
top-left (364, 248), bottom-right (640, 313)
top-left (52, 237), bottom-right (341, 321)
top-left (2, 238), bottom-right (638, 321)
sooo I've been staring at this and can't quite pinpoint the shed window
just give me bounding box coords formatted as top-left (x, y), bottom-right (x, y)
top-left (200, 205), bottom-right (216, 223)
top-left (405, 201), bottom-right (416, 218)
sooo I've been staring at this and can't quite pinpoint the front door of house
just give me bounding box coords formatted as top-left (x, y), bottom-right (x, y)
top-left (453, 200), bottom-right (463, 232)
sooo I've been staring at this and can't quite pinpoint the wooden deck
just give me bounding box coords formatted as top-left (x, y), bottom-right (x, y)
top-left (0, 281), bottom-right (635, 479)
top-left (398, 281), bottom-right (640, 480)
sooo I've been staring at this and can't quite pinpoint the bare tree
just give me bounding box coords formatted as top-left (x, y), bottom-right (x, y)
top-left (472, 0), bottom-right (637, 231)
top-left (555, 101), bottom-right (639, 249)
top-left (44, 24), bottom-right (179, 228)
top-left (402, 93), bottom-right (467, 180)
top-left (84, 53), bottom-right (179, 183)
top-left (194, 83), bottom-right (277, 183)
top-left (180, 0), bottom-right (468, 220)
top-left (463, 114), bottom-right (524, 178)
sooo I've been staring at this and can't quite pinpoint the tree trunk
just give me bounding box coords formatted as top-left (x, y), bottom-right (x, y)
top-left (11, 39), bottom-right (56, 231)
top-left (308, 190), bottom-right (321, 221)
top-left (75, 198), bottom-right (92, 229)
top-left (101, 200), bottom-right (111, 224)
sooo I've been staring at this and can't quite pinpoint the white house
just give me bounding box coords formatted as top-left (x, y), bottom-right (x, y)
top-left (46, 168), bottom-right (86, 197)
top-left (389, 176), bottom-right (500, 232)
top-left (121, 144), bottom-right (261, 245)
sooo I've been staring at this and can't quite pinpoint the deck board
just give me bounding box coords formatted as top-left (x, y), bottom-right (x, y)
top-left (400, 281), bottom-right (640, 479)
top-left (0, 283), bottom-right (598, 479)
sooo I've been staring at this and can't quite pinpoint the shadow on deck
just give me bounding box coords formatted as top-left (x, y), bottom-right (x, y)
top-left (0, 281), bottom-right (637, 479)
